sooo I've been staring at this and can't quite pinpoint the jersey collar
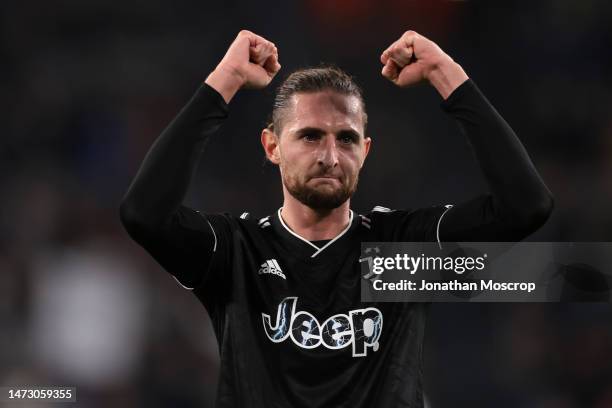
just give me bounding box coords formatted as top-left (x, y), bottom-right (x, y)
top-left (274, 208), bottom-right (356, 258)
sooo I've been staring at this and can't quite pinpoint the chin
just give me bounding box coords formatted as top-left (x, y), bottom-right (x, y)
top-left (284, 176), bottom-right (356, 210)
top-left (300, 188), bottom-right (350, 210)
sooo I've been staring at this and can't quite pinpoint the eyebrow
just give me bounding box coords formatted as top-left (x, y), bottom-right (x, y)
top-left (294, 127), bottom-right (362, 139)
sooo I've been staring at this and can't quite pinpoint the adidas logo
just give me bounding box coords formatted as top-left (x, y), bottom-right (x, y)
top-left (258, 259), bottom-right (286, 280)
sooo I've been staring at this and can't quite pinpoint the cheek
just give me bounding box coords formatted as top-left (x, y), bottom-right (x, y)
top-left (282, 146), bottom-right (313, 168)
top-left (280, 151), bottom-right (306, 179)
top-left (279, 141), bottom-right (303, 161)
top-left (340, 151), bottom-right (363, 173)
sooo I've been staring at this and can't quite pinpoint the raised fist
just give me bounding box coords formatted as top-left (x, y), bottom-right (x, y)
top-left (380, 31), bottom-right (448, 86)
top-left (206, 30), bottom-right (281, 102)
top-left (380, 30), bottom-right (468, 98)
top-left (219, 30), bottom-right (280, 88)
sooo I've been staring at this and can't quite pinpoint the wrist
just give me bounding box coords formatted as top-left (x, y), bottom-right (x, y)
top-left (204, 65), bottom-right (245, 104)
top-left (426, 58), bottom-right (469, 100)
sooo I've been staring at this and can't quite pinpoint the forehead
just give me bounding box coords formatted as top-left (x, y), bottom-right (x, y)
top-left (283, 91), bottom-right (364, 134)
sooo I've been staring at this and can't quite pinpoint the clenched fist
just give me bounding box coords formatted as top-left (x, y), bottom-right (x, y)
top-left (206, 30), bottom-right (281, 103)
top-left (380, 31), bottom-right (468, 99)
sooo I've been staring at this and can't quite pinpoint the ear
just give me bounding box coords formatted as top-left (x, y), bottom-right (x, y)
top-left (361, 136), bottom-right (372, 168)
top-left (261, 128), bottom-right (281, 164)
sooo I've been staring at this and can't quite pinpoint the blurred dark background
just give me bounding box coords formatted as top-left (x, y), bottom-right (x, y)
top-left (1, 1), bottom-right (611, 407)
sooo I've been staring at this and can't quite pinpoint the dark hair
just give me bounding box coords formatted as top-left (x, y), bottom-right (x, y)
top-left (269, 65), bottom-right (367, 134)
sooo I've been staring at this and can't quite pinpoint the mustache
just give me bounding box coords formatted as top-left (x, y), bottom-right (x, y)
top-left (308, 172), bottom-right (343, 179)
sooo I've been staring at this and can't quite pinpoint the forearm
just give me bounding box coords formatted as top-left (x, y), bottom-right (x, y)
top-left (441, 80), bottom-right (553, 229)
top-left (120, 84), bottom-right (228, 230)
top-left (205, 66), bottom-right (244, 104)
top-left (427, 60), bottom-right (469, 100)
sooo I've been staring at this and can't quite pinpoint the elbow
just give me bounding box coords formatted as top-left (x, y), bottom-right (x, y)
top-left (532, 191), bottom-right (554, 226)
top-left (119, 200), bottom-right (140, 234)
top-left (119, 199), bottom-right (155, 238)
top-left (515, 192), bottom-right (555, 232)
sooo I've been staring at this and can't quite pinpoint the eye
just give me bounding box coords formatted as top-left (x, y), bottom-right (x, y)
top-left (338, 132), bottom-right (357, 144)
top-left (339, 135), bottom-right (353, 144)
top-left (302, 132), bottom-right (321, 142)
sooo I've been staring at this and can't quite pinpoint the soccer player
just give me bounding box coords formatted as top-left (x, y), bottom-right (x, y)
top-left (120, 30), bottom-right (553, 407)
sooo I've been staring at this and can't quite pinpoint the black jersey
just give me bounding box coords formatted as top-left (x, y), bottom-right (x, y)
top-left (120, 77), bottom-right (553, 407)
top-left (171, 206), bottom-right (448, 408)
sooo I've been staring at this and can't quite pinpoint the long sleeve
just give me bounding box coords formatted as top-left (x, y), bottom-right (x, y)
top-left (119, 83), bottom-right (230, 289)
top-left (438, 79), bottom-right (554, 241)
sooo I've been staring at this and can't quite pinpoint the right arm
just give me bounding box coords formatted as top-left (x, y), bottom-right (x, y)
top-left (119, 30), bottom-right (280, 288)
top-left (380, 31), bottom-right (553, 242)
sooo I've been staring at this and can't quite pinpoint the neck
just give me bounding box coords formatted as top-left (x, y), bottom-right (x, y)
top-left (280, 190), bottom-right (351, 241)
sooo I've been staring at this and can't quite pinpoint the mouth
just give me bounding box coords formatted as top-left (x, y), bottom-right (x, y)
top-left (310, 176), bottom-right (341, 183)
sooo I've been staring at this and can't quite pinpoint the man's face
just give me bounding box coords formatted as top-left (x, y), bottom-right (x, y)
top-left (264, 91), bottom-right (371, 210)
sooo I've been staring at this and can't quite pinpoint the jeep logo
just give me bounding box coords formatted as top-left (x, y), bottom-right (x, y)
top-left (262, 297), bottom-right (383, 357)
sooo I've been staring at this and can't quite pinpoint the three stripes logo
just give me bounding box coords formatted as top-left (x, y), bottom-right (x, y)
top-left (258, 259), bottom-right (286, 280)
top-left (258, 216), bottom-right (271, 228)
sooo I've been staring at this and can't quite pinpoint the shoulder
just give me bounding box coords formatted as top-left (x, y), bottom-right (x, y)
top-left (203, 211), bottom-right (276, 233)
top-left (193, 211), bottom-right (277, 255)
top-left (359, 204), bottom-right (454, 241)
top-left (364, 204), bottom-right (453, 221)
top-left (361, 205), bottom-right (417, 223)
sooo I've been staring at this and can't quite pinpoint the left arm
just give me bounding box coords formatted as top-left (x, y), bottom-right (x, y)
top-left (381, 31), bottom-right (553, 241)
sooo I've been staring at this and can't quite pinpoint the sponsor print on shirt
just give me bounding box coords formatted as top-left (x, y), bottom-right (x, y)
top-left (262, 297), bottom-right (383, 357)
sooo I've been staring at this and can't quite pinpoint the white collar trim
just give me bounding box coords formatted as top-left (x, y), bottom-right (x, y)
top-left (276, 208), bottom-right (354, 258)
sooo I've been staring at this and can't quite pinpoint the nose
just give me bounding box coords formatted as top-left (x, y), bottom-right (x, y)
top-left (317, 135), bottom-right (339, 169)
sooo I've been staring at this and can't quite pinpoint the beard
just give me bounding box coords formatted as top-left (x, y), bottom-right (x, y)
top-left (282, 170), bottom-right (359, 210)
